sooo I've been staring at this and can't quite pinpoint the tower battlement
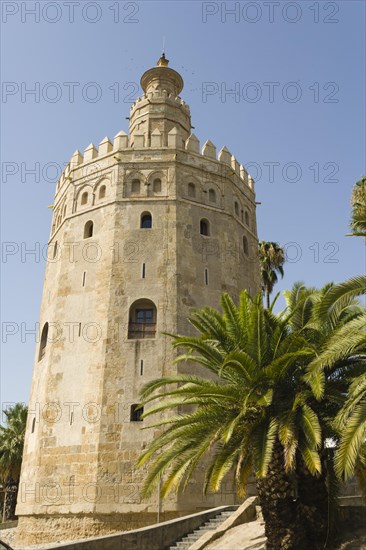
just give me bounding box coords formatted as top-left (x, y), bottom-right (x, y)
top-left (56, 130), bottom-right (254, 195)
top-left (130, 90), bottom-right (191, 113)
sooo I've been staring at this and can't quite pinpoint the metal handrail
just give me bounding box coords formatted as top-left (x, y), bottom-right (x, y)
top-left (128, 322), bottom-right (156, 339)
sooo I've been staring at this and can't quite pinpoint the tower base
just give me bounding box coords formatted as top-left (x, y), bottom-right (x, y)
top-left (15, 512), bottom-right (188, 546)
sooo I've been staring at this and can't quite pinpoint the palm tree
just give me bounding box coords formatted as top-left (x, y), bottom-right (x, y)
top-left (0, 403), bottom-right (27, 520)
top-left (258, 241), bottom-right (285, 308)
top-left (283, 278), bottom-right (366, 542)
top-left (309, 275), bottom-right (366, 492)
top-left (138, 281), bottom-right (366, 548)
top-left (138, 291), bottom-right (323, 549)
top-left (348, 176), bottom-right (366, 237)
top-left (335, 372), bottom-right (366, 499)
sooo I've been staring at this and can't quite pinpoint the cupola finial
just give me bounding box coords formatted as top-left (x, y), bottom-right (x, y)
top-left (157, 52), bottom-right (169, 67)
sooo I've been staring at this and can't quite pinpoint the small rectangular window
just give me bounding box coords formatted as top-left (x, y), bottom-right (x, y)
top-left (130, 404), bottom-right (143, 422)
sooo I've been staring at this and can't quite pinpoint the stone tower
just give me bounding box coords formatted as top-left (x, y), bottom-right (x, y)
top-left (16, 56), bottom-right (260, 545)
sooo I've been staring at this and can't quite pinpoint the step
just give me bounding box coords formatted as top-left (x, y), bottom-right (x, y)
top-left (208, 519), bottom-right (224, 524)
top-left (168, 509), bottom-right (236, 550)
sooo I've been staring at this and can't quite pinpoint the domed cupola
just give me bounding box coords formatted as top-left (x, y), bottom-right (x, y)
top-left (129, 54), bottom-right (191, 147)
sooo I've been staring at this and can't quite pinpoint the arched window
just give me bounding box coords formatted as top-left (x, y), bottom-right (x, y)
top-left (141, 212), bottom-right (152, 229)
top-left (200, 219), bottom-right (210, 236)
top-left (128, 299), bottom-right (157, 339)
top-left (81, 192), bottom-right (88, 205)
top-left (188, 182), bottom-right (196, 198)
top-left (99, 185), bottom-right (106, 199)
top-left (38, 322), bottom-right (49, 361)
top-left (208, 188), bottom-right (216, 203)
top-left (234, 201), bottom-right (239, 216)
top-left (63, 205), bottom-right (67, 217)
top-left (245, 211), bottom-right (250, 226)
top-left (153, 178), bottom-right (162, 193)
top-left (130, 404), bottom-right (144, 422)
top-left (52, 241), bottom-right (58, 260)
top-left (84, 220), bottom-right (94, 239)
top-left (243, 236), bottom-right (249, 256)
top-left (131, 179), bottom-right (140, 194)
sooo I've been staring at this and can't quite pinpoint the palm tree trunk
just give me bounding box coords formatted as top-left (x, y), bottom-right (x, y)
top-left (3, 478), bottom-right (18, 521)
top-left (266, 289), bottom-right (270, 309)
top-left (256, 440), bottom-right (308, 549)
top-left (296, 450), bottom-right (336, 549)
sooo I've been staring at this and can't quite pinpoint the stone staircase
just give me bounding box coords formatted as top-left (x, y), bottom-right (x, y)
top-left (166, 509), bottom-right (235, 550)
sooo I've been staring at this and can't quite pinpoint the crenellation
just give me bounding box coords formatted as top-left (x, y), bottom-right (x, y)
top-left (202, 139), bottom-right (216, 159)
top-left (185, 133), bottom-right (200, 154)
top-left (167, 126), bottom-right (180, 148)
top-left (99, 136), bottom-right (113, 156)
top-left (70, 149), bottom-right (84, 167)
top-left (114, 130), bottom-right (129, 150)
top-left (150, 128), bottom-right (162, 148)
top-left (133, 131), bottom-right (145, 148)
top-left (83, 143), bottom-right (98, 162)
top-left (231, 155), bottom-right (240, 176)
top-left (240, 164), bottom-right (248, 184)
top-left (218, 146), bottom-right (231, 166)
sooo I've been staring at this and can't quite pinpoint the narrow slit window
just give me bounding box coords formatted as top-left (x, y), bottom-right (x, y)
top-left (142, 263), bottom-right (146, 278)
top-left (204, 268), bottom-right (209, 286)
top-left (82, 272), bottom-right (86, 286)
top-left (70, 412), bottom-right (74, 425)
top-left (52, 241), bottom-right (58, 260)
top-left (243, 236), bottom-right (249, 256)
top-left (38, 322), bottom-right (49, 361)
top-left (78, 323), bottom-right (81, 337)
top-left (140, 360), bottom-right (144, 376)
top-left (234, 202), bottom-right (239, 216)
top-left (31, 418), bottom-right (36, 434)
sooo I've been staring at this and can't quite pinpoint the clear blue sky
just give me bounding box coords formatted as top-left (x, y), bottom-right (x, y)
top-left (1, 0), bottom-right (365, 407)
